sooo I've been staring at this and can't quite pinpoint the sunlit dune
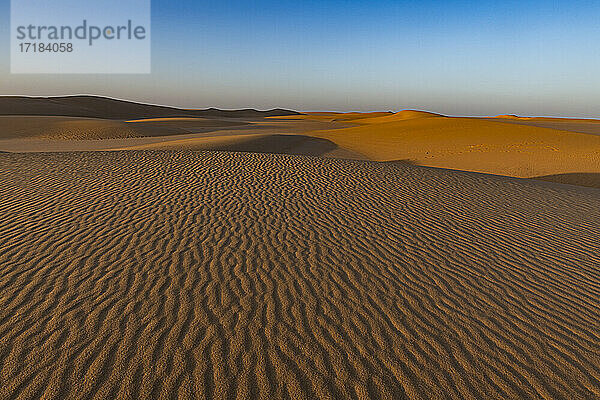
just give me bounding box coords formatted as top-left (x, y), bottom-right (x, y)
top-left (348, 110), bottom-right (444, 124)
top-left (495, 114), bottom-right (600, 123)
top-left (491, 115), bottom-right (600, 136)
top-left (307, 113), bottom-right (600, 180)
top-left (270, 112), bottom-right (393, 123)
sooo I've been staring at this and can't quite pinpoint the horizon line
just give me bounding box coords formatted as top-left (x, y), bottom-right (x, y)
top-left (1, 93), bottom-right (599, 121)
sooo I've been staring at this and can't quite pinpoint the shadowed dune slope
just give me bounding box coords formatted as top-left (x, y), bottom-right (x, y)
top-left (0, 96), bottom-right (301, 119)
top-left (534, 173), bottom-right (600, 189)
top-left (0, 115), bottom-right (348, 143)
top-left (112, 134), bottom-right (365, 159)
top-left (0, 116), bottom-right (251, 140)
top-left (0, 151), bottom-right (599, 399)
top-left (0, 116), bottom-right (149, 140)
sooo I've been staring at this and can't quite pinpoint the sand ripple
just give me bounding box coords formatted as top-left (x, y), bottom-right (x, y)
top-left (0, 151), bottom-right (599, 399)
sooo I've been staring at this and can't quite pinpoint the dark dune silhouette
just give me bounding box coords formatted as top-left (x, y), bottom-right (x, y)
top-left (0, 95), bottom-right (302, 120)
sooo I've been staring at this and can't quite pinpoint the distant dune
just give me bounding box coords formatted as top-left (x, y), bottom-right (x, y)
top-left (0, 97), bottom-right (599, 188)
top-left (491, 115), bottom-right (600, 136)
top-left (0, 151), bottom-right (598, 399)
top-left (0, 116), bottom-right (146, 140)
top-left (308, 112), bottom-right (600, 180)
top-left (284, 112), bottom-right (394, 123)
top-left (357, 110), bottom-right (443, 123)
top-left (0, 116), bottom-right (254, 140)
top-left (0, 95), bottom-right (301, 119)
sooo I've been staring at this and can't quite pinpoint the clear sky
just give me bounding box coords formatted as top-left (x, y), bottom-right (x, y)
top-left (1, 0), bottom-right (599, 116)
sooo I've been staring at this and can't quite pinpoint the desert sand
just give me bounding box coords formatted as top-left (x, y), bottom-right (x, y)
top-left (491, 115), bottom-right (600, 136)
top-left (303, 111), bottom-right (600, 183)
top-left (2, 97), bottom-right (599, 188)
top-left (1, 97), bottom-right (599, 398)
top-left (0, 150), bottom-right (599, 399)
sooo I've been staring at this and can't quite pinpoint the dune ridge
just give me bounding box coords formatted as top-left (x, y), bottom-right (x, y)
top-left (0, 96), bottom-right (301, 120)
top-left (0, 151), bottom-right (599, 399)
top-left (354, 110), bottom-right (443, 124)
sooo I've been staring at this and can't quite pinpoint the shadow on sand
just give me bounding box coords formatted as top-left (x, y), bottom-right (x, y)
top-left (194, 134), bottom-right (340, 157)
top-left (533, 173), bottom-right (600, 189)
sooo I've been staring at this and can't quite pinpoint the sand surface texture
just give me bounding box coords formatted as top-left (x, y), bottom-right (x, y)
top-left (1, 151), bottom-right (599, 399)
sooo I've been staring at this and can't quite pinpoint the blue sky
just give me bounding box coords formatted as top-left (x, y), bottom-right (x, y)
top-left (1, 0), bottom-right (599, 116)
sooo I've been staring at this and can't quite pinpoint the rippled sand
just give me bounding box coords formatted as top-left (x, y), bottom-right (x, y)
top-left (0, 151), bottom-right (599, 399)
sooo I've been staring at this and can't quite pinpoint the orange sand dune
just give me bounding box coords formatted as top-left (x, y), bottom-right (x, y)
top-left (347, 110), bottom-right (443, 124)
top-left (0, 151), bottom-right (599, 399)
top-left (270, 112), bottom-right (393, 123)
top-left (308, 113), bottom-right (600, 179)
top-left (278, 110), bottom-right (440, 125)
top-left (491, 115), bottom-right (600, 136)
top-left (495, 114), bottom-right (600, 122)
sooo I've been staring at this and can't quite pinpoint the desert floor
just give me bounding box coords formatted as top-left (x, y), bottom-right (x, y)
top-left (1, 151), bottom-right (599, 399)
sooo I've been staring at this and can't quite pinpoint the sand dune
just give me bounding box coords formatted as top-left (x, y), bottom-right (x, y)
top-left (269, 112), bottom-right (394, 123)
top-left (0, 116), bottom-right (147, 140)
top-left (308, 113), bottom-right (600, 180)
top-left (0, 116), bottom-right (251, 141)
top-left (112, 133), bottom-right (365, 159)
top-left (0, 151), bottom-right (599, 399)
top-left (0, 117), bottom-right (349, 154)
top-left (351, 110), bottom-right (444, 124)
top-left (534, 172), bottom-right (600, 189)
top-left (491, 116), bottom-right (600, 136)
top-left (0, 116), bottom-right (253, 140)
top-left (0, 95), bottom-right (301, 119)
top-left (1, 99), bottom-right (600, 188)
